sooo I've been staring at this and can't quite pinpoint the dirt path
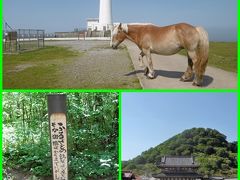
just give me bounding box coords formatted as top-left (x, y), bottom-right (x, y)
top-left (125, 40), bottom-right (237, 89)
top-left (4, 168), bottom-right (52, 180)
top-left (46, 40), bottom-right (141, 89)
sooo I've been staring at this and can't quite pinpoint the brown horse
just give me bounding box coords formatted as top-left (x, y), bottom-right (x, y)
top-left (111, 23), bottom-right (209, 86)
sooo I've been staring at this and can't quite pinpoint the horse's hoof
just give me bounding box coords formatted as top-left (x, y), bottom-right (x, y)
top-left (180, 77), bottom-right (192, 82)
top-left (144, 68), bottom-right (149, 76)
top-left (192, 82), bottom-right (202, 87)
top-left (180, 77), bottom-right (185, 82)
top-left (147, 76), bottom-right (155, 80)
top-left (147, 73), bottom-right (156, 79)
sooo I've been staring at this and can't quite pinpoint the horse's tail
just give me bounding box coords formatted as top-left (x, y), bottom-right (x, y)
top-left (195, 26), bottom-right (209, 76)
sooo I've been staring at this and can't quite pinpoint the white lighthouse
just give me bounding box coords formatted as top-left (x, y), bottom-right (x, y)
top-left (99, 0), bottom-right (112, 31)
top-left (87, 0), bottom-right (113, 32)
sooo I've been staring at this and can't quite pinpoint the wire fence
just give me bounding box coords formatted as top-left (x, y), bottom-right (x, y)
top-left (3, 29), bottom-right (45, 54)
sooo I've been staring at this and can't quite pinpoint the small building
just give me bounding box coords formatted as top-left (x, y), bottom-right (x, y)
top-left (86, 18), bottom-right (112, 37)
top-left (87, 18), bottom-right (100, 31)
top-left (153, 156), bottom-right (203, 180)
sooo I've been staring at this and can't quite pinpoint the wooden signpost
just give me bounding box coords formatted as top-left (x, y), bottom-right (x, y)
top-left (48, 94), bottom-right (68, 180)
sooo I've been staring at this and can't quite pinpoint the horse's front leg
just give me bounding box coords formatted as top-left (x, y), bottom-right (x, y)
top-left (138, 51), bottom-right (145, 67)
top-left (143, 49), bottom-right (155, 79)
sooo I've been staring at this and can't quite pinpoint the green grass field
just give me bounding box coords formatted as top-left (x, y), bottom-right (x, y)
top-left (3, 46), bottom-right (81, 89)
top-left (4, 42), bottom-right (237, 89)
top-left (179, 42), bottom-right (237, 72)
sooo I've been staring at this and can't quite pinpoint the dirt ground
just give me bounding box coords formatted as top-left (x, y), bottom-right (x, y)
top-left (4, 168), bottom-right (52, 180)
top-left (45, 40), bottom-right (141, 89)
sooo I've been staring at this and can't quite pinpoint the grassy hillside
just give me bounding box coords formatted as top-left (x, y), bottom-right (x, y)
top-left (123, 128), bottom-right (237, 178)
top-left (179, 42), bottom-right (237, 72)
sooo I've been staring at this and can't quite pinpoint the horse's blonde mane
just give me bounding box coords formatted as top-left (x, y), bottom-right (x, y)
top-left (112, 23), bottom-right (156, 35)
top-left (128, 23), bottom-right (155, 26)
top-left (112, 25), bottom-right (119, 36)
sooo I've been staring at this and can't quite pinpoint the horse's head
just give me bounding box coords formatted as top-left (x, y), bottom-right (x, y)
top-left (111, 23), bottom-right (127, 49)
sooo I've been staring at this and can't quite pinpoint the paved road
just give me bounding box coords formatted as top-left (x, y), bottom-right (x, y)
top-left (125, 40), bottom-right (237, 89)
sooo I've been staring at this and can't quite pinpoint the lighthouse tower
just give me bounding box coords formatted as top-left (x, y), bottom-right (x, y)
top-left (99, 0), bottom-right (112, 31)
top-left (86, 0), bottom-right (113, 36)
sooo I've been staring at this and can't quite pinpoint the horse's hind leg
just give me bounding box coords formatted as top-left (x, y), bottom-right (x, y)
top-left (180, 53), bottom-right (194, 82)
top-left (188, 51), bottom-right (203, 86)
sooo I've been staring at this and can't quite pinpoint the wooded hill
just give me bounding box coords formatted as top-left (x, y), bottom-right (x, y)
top-left (122, 128), bottom-right (237, 177)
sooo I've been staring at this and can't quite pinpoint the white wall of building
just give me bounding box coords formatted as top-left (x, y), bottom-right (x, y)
top-left (87, 0), bottom-right (113, 31)
top-left (87, 20), bottom-right (100, 31)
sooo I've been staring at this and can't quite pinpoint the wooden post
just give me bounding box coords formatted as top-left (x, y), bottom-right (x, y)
top-left (48, 94), bottom-right (68, 180)
top-left (37, 30), bottom-right (39, 48)
top-left (43, 30), bottom-right (45, 48)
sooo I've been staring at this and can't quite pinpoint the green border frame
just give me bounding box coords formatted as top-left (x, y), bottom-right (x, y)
top-left (0, 0), bottom-right (2, 172)
top-left (2, 88), bottom-right (239, 93)
top-left (119, 92), bottom-right (122, 180)
top-left (238, 92), bottom-right (239, 180)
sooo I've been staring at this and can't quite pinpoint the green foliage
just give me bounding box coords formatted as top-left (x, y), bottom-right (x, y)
top-left (123, 128), bottom-right (237, 178)
top-left (204, 146), bottom-right (215, 155)
top-left (3, 92), bottom-right (118, 179)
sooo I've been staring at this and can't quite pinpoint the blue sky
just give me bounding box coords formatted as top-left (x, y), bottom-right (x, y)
top-left (4, 0), bottom-right (237, 41)
top-left (122, 93), bottom-right (237, 161)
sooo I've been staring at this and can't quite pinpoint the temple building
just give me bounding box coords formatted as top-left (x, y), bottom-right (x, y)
top-left (122, 170), bottom-right (136, 180)
top-left (153, 156), bottom-right (203, 180)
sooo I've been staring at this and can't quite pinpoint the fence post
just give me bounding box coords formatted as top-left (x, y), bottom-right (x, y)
top-left (18, 29), bottom-right (21, 51)
top-left (47, 94), bottom-right (68, 180)
top-left (37, 30), bottom-right (39, 48)
top-left (43, 30), bottom-right (45, 48)
top-left (15, 31), bottom-right (18, 52)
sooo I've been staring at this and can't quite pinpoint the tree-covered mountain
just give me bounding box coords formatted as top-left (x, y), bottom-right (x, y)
top-left (122, 128), bottom-right (237, 177)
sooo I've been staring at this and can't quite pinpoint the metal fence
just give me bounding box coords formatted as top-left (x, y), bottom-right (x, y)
top-left (3, 29), bottom-right (45, 54)
top-left (86, 30), bottom-right (111, 37)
